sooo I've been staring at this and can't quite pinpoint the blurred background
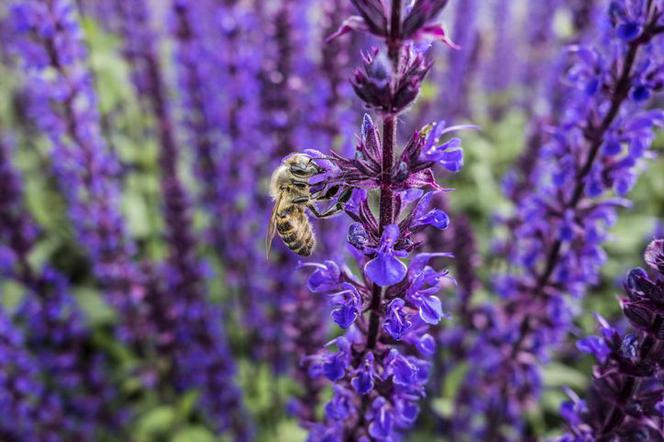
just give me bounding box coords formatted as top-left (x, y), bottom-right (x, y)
top-left (0, 0), bottom-right (663, 441)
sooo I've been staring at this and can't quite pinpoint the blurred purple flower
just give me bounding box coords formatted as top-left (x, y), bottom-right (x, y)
top-left (454, 1), bottom-right (664, 437)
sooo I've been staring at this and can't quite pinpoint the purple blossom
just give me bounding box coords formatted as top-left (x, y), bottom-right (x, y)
top-left (577, 335), bottom-right (611, 363)
top-left (365, 224), bottom-right (408, 286)
top-left (454, 1), bottom-right (664, 437)
top-left (351, 353), bottom-right (376, 395)
top-left (384, 298), bottom-right (413, 340)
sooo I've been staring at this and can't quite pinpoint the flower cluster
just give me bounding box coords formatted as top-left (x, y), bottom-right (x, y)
top-left (563, 239), bottom-right (664, 440)
top-left (116, 0), bottom-right (252, 437)
top-left (0, 309), bottom-right (48, 441)
top-left (295, 1), bottom-right (468, 439)
top-left (11, 0), bottom-right (151, 347)
top-left (0, 131), bottom-right (122, 438)
top-left (453, 1), bottom-right (664, 437)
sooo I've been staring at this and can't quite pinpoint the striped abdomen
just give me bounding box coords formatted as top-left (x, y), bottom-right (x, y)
top-left (276, 205), bottom-right (315, 256)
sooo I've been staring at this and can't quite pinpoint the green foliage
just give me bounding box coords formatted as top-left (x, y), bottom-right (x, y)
top-left (75, 286), bottom-right (117, 325)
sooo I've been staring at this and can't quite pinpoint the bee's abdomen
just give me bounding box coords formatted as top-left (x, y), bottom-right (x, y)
top-left (276, 209), bottom-right (315, 256)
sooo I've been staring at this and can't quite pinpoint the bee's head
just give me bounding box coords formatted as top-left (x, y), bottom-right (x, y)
top-left (283, 153), bottom-right (323, 177)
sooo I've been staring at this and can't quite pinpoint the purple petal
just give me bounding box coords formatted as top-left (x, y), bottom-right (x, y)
top-left (419, 295), bottom-right (444, 324)
top-left (415, 209), bottom-right (449, 229)
top-left (331, 303), bottom-right (358, 329)
top-left (381, 224), bottom-right (400, 244)
top-left (365, 253), bottom-right (407, 286)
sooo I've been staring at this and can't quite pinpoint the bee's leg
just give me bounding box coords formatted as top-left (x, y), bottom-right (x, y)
top-left (311, 184), bottom-right (340, 201)
top-left (307, 187), bottom-right (352, 218)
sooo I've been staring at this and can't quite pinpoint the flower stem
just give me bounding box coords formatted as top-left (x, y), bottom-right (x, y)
top-left (366, 0), bottom-right (401, 351)
top-left (388, 0), bottom-right (401, 60)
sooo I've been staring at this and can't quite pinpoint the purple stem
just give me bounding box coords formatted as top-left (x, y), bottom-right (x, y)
top-left (367, 0), bottom-right (401, 353)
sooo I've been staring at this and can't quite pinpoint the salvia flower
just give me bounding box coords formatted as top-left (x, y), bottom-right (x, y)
top-left (1, 128), bottom-right (126, 438)
top-left (562, 239), bottom-right (664, 440)
top-left (296, 1), bottom-right (464, 439)
top-left (365, 224), bottom-right (408, 286)
top-left (483, 0), bottom-right (516, 120)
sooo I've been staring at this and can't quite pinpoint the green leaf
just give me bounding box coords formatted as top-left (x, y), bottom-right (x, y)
top-left (0, 280), bottom-right (25, 312)
top-left (176, 390), bottom-right (200, 421)
top-left (542, 362), bottom-right (588, 389)
top-left (75, 286), bottom-right (116, 325)
top-left (442, 361), bottom-right (469, 398)
top-left (237, 361), bottom-right (274, 414)
top-left (273, 420), bottom-right (306, 442)
top-left (123, 191), bottom-right (152, 239)
top-left (136, 406), bottom-right (177, 439)
top-left (430, 398), bottom-right (454, 418)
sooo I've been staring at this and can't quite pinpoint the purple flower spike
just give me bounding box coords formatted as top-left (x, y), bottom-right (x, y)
top-left (456, 1), bottom-right (664, 437)
top-left (365, 224), bottom-right (408, 286)
top-left (298, 0), bottom-right (461, 438)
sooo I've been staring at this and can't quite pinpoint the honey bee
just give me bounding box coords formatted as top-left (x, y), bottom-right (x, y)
top-left (267, 153), bottom-right (351, 257)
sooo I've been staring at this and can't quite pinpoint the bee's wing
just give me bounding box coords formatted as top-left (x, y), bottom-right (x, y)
top-left (266, 193), bottom-right (283, 258)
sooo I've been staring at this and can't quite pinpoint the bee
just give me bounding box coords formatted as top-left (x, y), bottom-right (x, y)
top-left (267, 153), bottom-right (351, 257)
